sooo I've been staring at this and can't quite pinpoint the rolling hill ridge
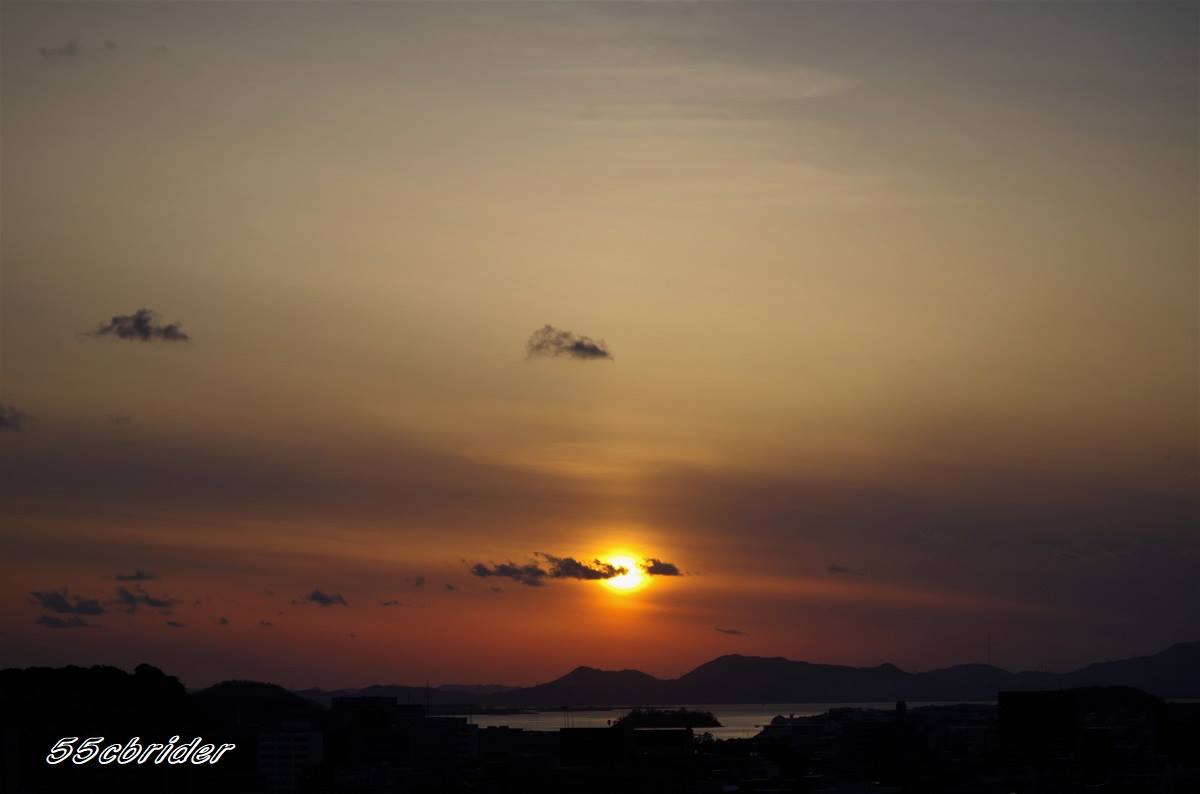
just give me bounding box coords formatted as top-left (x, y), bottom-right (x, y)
top-left (309, 641), bottom-right (1200, 707)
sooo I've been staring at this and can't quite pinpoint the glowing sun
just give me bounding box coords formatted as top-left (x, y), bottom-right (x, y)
top-left (603, 555), bottom-right (646, 593)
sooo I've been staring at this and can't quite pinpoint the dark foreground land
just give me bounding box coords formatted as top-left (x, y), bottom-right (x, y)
top-left (3, 664), bottom-right (1200, 793)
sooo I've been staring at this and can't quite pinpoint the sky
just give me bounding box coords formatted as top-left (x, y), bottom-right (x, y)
top-left (1, 1), bottom-right (1196, 689)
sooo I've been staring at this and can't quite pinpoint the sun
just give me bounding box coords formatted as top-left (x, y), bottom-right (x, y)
top-left (603, 555), bottom-right (646, 593)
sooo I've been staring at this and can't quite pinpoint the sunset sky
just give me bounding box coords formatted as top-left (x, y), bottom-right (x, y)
top-left (1, 1), bottom-right (1196, 689)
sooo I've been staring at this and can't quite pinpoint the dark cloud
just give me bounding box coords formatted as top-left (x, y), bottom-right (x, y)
top-left (115, 568), bottom-right (156, 582)
top-left (1, 405), bottom-right (31, 432)
top-left (39, 39), bottom-right (82, 59)
top-left (469, 561), bottom-right (547, 587)
top-left (526, 325), bottom-right (612, 361)
top-left (217, 617), bottom-right (230, 625)
top-left (715, 627), bottom-right (746, 636)
top-left (165, 620), bottom-right (185, 628)
top-left (540, 553), bottom-right (626, 580)
top-left (827, 563), bottom-right (862, 575)
top-left (88, 308), bottom-right (190, 342)
top-left (113, 586), bottom-right (179, 613)
top-left (29, 588), bottom-right (105, 616)
top-left (37, 615), bottom-right (94, 629)
top-left (468, 553), bottom-right (632, 586)
top-left (380, 599), bottom-right (401, 607)
top-left (304, 589), bottom-right (348, 607)
top-left (643, 558), bottom-right (681, 576)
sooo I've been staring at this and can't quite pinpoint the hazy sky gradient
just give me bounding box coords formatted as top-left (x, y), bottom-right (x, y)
top-left (2, 1), bottom-right (1196, 688)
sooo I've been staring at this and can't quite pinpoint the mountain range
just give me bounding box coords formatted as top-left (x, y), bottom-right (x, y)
top-left (298, 641), bottom-right (1200, 707)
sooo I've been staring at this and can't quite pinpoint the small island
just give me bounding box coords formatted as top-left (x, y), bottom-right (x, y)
top-left (613, 707), bottom-right (722, 729)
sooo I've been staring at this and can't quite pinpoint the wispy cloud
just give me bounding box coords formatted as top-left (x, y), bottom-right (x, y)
top-left (37, 615), bottom-right (95, 629)
top-left (828, 563), bottom-right (863, 576)
top-left (526, 325), bottom-right (612, 361)
top-left (29, 588), bottom-right (105, 616)
top-left (166, 620), bottom-right (185, 629)
top-left (715, 627), bottom-right (746, 636)
top-left (304, 589), bottom-right (348, 607)
top-left (115, 568), bottom-right (156, 582)
top-left (87, 309), bottom-right (189, 342)
top-left (555, 63), bottom-right (850, 120)
top-left (113, 586), bottom-right (179, 613)
top-left (1, 405), bottom-right (32, 432)
top-left (469, 561), bottom-right (547, 587)
top-left (39, 39), bottom-right (165, 60)
top-left (39, 40), bottom-right (83, 59)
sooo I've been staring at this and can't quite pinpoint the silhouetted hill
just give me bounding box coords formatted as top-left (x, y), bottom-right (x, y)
top-left (482, 641), bottom-right (1200, 706)
top-left (0, 664), bottom-right (210, 793)
top-left (194, 679), bottom-right (322, 729)
top-left (439, 683), bottom-right (518, 696)
top-left (296, 682), bottom-right (516, 706)
top-left (494, 666), bottom-right (670, 707)
top-left (672, 656), bottom-right (913, 703)
top-left (0, 663), bottom-right (191, 729)
top-left (1059, 640), bottom-right (1200, 693)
